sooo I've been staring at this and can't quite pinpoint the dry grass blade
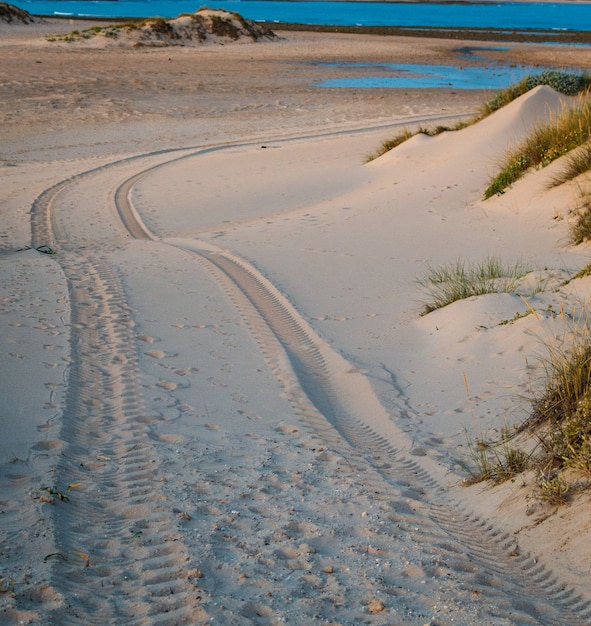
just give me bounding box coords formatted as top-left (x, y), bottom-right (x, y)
top-left (73, 551), bottom-right (91, 567)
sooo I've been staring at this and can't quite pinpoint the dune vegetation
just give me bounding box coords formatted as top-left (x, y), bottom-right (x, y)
top-left (406, 72), bottom-right (591, 502)
top-left (46, 8), bottom-right (276, 45)
top-left (416, 257), bottom-right (534, 316)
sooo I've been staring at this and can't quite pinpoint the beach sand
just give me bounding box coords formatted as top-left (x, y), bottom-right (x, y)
top-left (2, 18), bottom-right (591, 625)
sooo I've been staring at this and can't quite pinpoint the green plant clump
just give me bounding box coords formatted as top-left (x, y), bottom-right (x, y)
top-left (482, 81), bottom-right (531, 115)
top-left (524, 70), bottom-right (591, 97)
top-left (569, 260), bottom-right (591, 282)
top-left (542, 395), bottom-right (591, 473)
top-left (531, 327), bottom-right (591, 431)
top-left (417, 256), bottom-right (531, 315)
top-left (538, 472), bottom-right (570, 504)
top-left (466, 437), bottom-right (530, 485)
top-left (526, 322), bottom-right (591, 487)
top-left (146, 17), bottom-right (177, 37)
top-left (210, 15), bottom-right (240, 39)
top-left (365, 129), bottom-right (414, 162)
top-left (481, 70), bottom-right (591, 116)
top-left (365, 121), bottom-right (471, 162)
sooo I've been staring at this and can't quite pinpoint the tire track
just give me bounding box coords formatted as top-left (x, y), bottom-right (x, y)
top-left (29, 119), bottom-right (591, 622)
top-left (29, 157), bottom-right (206, 624)
top-left (46, 253), bottom-right (201, 625)
top-left (30, 113), bottom-right (468, 251)
top-left (171, 246), bottom-right (591, 625)
top-left (109, 139), bottom-right (591, 623)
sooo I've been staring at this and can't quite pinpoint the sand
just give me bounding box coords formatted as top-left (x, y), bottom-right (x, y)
top-left (2, 17), bottom-right (591, 625)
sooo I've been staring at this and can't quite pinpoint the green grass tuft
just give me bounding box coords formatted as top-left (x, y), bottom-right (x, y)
top-left (530, 321), bottom-right (591, 432)
top-left (417, 256), bottom-right (532, 315)
top-left (464, 430), bottom-right (530, 485)
top-left (364, 129), bottom-right (414, 162)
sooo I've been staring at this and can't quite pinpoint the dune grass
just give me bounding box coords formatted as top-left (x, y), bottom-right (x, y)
top-left (465, 431), bottom-right (531, 485)
top-left (551, 141), bottom-right (591, 188)
top-left (529, 320), bottom-right (591, 434)
top-left (484, 95), bottom-right (591, 198)
top-left (364, 129), bottom-right (414, 162)
top-left (417, 256), bottom-right (532, 316)
top-left (552, 156), bottom-right (591, 246)
top-left (527, 319), bottom-right (591, 494)
top-left (549, 139), bottom-right (591, 246)
top-left (467, 312), bottom-right (591, 502)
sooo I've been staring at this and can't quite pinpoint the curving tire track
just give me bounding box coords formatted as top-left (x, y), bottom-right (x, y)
top-left (115, 147), bottom-right (591, 624)
top-left (27, 121), bottom-right (591, 623)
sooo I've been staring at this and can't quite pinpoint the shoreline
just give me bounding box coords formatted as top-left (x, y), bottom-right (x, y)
top-left (271, 22), bottom-right (591, 44)
top-left (17, 14), bottom-right (591, 45)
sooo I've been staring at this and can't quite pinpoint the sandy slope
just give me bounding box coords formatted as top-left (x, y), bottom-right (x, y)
top-left (2, 20), bottom-right (591, 625)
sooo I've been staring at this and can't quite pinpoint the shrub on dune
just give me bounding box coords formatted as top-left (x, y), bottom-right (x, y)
top-left (480, 70), bottom-right (591, 117)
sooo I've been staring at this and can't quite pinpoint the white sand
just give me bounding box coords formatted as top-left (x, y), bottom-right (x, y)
top-left (2, 21), bottom-right (591, 625)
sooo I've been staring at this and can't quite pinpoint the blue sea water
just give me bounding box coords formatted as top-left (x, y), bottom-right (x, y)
top-left (10, 0), bottom-right (591, 32)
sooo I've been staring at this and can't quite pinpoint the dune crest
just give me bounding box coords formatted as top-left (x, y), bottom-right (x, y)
top-left (0, 2), bottom-right (36, 23)
top-left (46, 8), bottom-right (277, 47)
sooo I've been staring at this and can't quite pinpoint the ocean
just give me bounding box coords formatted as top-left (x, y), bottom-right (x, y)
top-left (10, 0), bottom-right (591, 32)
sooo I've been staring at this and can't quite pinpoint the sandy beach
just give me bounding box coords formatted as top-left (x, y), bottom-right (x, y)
top-left (2, 14), bottom-right (591, 625)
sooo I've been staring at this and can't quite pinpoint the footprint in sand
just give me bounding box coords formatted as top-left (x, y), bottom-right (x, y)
top-left (156, 380), bottom-right (177, 391)
top-left (137, 334), bottom-right (158, 343)
top-left (145, 350), bottom-right (167, 359)
top-left (173, 368), bottom-right (191, 376)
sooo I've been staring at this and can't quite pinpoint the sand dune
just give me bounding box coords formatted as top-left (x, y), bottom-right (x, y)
top-left (2, 22), bottom-right (591, 625)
